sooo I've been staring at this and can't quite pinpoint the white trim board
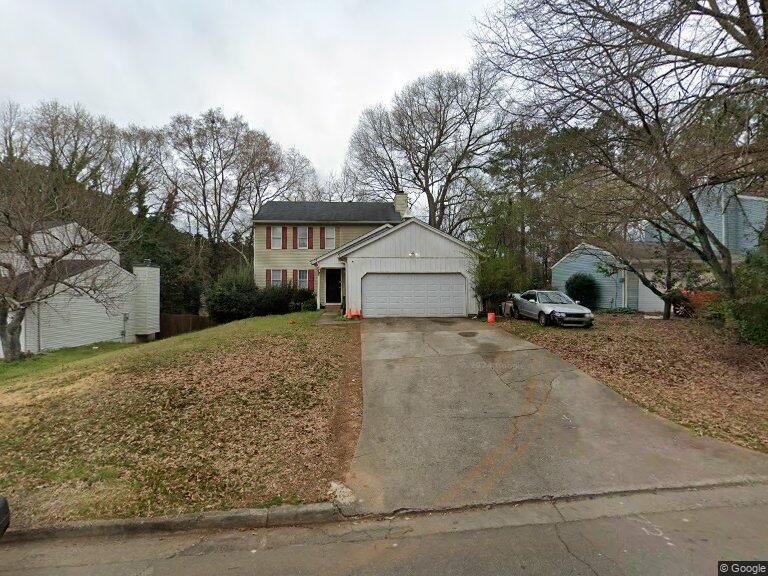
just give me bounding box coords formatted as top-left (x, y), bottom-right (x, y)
top-left (335, 218), bottom-right (482, 258)
top-left (310, 224), bottom-right (393, 267)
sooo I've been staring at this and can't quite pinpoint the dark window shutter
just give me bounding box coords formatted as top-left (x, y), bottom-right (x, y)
top-left (293, 269), bottom-right (298, 285)
top-left (266, 226), bottom-right (271, 249)
top-left (292, 226), bottom-right (298, 249)
top-left (308, 226), bottom-right (314, 249)
top-left (308, 269), bottom-right (315, 291)
top-left (319, 226), bottom-right (325, 249)
top-left (266, 269), bottom-right (271, 285)
top-left (281, 269), bottom-right (288, 285)
top-left (281, 226), bottom-right (287, 249)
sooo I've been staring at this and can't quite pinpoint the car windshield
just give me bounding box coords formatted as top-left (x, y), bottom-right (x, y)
top-left (537, 291), bottom-right (573, 304)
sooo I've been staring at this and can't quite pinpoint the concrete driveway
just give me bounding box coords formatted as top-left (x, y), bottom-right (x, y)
top-left (346, 318), bottom-right (768, 514)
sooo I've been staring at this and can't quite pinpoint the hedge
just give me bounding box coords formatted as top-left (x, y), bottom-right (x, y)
top-left (207, 270), bottom-right (316, 323)
top-left (565, 273), bottom-right (601, 310)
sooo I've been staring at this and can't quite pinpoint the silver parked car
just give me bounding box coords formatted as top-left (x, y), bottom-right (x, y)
top-left (508, 290), bottom-right (594, 327)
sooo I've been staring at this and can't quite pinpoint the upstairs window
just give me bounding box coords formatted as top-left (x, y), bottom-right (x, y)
top-left (298, 269), bottom-right (308, 289)
top-left (297, 226), bottom-right (308, 249)
top-left (325, 227), bottom-right (336, 249)
top-left (271, 226), bottom-right (282, 249)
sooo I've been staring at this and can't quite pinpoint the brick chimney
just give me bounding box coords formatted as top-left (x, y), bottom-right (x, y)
top-left (393, 192), bottom-right (409, 217)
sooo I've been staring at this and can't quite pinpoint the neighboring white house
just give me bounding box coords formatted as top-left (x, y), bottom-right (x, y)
top-left (312, 218), bottom-right (480, 317)
top-left (0, 222), bottom-right (160, 359)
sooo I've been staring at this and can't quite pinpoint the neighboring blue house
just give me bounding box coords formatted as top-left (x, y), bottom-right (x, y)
top-left (552, 243), bottom-right (667, 312)
top-left (648, 187), bottom-right (767, 253)
top-left (552, 190), bottom-right (767, 313)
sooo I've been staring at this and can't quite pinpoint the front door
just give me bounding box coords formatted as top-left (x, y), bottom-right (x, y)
top-left (326, 268), bottom-right (342, 304)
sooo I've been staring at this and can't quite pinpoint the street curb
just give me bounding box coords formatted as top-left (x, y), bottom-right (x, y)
top-left (6, 478), bottom-right (767, 543)
top-left (1, 502), bottom-right (340, 543)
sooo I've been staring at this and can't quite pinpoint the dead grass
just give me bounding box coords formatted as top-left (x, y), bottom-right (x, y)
top-left (500, 313), bottom-right (768, 453)
top-left (0, 311), bottom-right (363, 529)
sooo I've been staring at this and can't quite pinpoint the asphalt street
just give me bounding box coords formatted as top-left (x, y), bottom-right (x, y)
top-left (2, 483), bottom-right (767, 575)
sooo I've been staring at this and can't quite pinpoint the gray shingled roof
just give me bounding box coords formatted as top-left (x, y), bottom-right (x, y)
top-left (253, 201), bottom-right (402, 223)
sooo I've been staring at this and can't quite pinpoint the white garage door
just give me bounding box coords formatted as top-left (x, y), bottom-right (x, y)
top-left (361, 273), bottom-right (466, 318)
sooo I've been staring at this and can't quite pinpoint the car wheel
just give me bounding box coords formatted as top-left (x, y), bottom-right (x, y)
top-left (512, 305), bottom-right (520, 319)
top-left (538, 312), bottom-right (548, 327)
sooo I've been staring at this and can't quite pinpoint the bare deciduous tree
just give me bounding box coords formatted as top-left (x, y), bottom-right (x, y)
top-left (318, 164), bottom-right (367, 202)
top-left (246, 144), bottom-right (318, 215)
top-left (27, 101), bottom-right (120, 191)
top-left (165, 109), bottom-right (310, 276)
top-left (478, 0), bottom-right (768, 295)
top-left (348, 64), bottom-right (505, 233)
top-left (1, 101), bottom-right (31, 161)
top-left (2, 101), bottom-right (170, 218)
top-left (544, 0), bottom-right (768, 79)
top-left (165, 109), bottom-right (255, 278)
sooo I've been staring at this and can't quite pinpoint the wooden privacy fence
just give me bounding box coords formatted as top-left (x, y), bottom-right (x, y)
top-left (160, 314), bottom-right (217, 338)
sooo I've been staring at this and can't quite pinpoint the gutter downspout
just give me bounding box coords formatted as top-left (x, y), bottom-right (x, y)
top-left (622, 271), bottom-right (628, 308)
top-left (37, 302), bottom-right (42, 353)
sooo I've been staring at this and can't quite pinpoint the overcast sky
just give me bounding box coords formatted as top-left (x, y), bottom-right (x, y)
top-left (1, 0), bottom-right (494, 175)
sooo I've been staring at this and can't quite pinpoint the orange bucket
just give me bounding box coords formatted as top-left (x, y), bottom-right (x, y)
top-left (487, 312), bottom-right (496, 324)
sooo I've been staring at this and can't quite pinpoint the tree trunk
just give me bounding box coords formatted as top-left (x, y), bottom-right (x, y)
top-left (519, 212), bottom-right (527, 277)
top-left (426, 193), bottom-right (437, 229)
top-left (0, 307), bottom-right (25, 361)
top-left (208, 240), bottom-right (225, 282)
top-left (663, 256), bottom-right (674, 320)
top-left (662, 299), bottom-right (672, 320)
top-left (759, 213), bottom-right (768, 256)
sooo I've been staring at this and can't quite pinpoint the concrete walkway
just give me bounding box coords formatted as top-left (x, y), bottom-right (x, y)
top-left (346, 318), bottom-right (768, 514)
top-left (316, 305), bottom-right (345, 325)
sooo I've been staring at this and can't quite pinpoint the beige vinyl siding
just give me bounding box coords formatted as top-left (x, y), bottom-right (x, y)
top-left (252, 223), bottom-right (378, 293)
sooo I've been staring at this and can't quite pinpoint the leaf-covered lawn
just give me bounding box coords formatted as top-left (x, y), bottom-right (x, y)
top-left (0, 311), bottom-right (362, 529)
top-left (0, 341), bottom-right (135, 384)
top-left (500, 313), bottom-right (767, 453)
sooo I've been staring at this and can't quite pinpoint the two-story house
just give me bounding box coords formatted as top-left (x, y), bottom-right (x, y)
top-left (252, 193), bottom-right (481, 317)
top-left (551, 189), bottom-right (767, 312)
